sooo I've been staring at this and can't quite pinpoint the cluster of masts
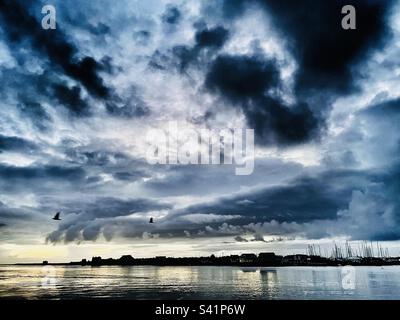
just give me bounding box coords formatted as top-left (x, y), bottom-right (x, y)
top-left (307, 241), bottom-right (390, 259)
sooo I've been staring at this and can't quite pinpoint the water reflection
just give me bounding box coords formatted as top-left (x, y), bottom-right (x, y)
top-left (1, 265), bottom-right (400, 299)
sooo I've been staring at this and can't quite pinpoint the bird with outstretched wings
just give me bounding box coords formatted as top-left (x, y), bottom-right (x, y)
top-left (52, 212), bottom-right (61, 220)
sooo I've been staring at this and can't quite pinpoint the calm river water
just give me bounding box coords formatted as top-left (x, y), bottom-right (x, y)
top-left (1, 265), bottom-right (400, 299)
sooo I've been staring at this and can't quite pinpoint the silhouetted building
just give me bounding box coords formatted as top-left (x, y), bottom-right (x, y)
top-left (240, 254), bottom-right (257, 263)
top-left (258, 252), bottom-right (283, 265)
top-left (282, 254), bottom-right (310, 265)
top-left (119, 255), bottom-right (135, 265)
top-left (155, 256), bottom-right (167, 261)
top-left (44, 249), bottom-right (400, 268)
top-left (91, 256), bottom-right (103, 265)
top-left (308, 255), bottom-right (331, 265)
top-left (385, 257), bottom-right (400, 263)
top-left (258, 252), bottom-right (275, 262)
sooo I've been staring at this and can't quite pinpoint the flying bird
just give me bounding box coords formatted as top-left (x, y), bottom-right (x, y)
top-left (149, 217), bottom-right (154, 224)
top-left (52, 212), bottom-right (61, 221)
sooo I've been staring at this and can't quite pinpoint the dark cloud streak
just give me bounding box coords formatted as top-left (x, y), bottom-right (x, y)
top-left (0, 0), bottom-right (110, 99)
top-left (205, 54), bottom-right (320, 144)
top-left (223, 0), bottom-right (395, 95)
top-left (0, 136), bottom-right (37, 153)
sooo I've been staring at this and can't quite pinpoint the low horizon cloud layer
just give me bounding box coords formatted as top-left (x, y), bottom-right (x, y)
top-left (1, 0), bottom-right (400, 261)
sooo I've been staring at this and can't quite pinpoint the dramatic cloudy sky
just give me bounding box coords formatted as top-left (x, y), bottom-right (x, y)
top-left (1, 0), bottom-right (400, 263)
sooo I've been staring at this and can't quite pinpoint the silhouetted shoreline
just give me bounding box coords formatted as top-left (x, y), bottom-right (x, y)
top-left (14, 251), bottom-right (400, 267)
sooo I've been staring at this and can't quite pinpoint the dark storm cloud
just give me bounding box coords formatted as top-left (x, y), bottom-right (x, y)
top-left (61, 146), bottom-right (151, 182)
top-left (205, 0), bottom-right (395, 145)
top-left (0, 203), bottom-right (20, 221)
top-left (0, 0), bottom-right (110, 99)
top-left (63, 148), bottom-right (130, 167)
top-left (162, 5), bottom-right (182, 25)
top-left (195, 26), bottom-right (229, 49)
top-left (143, 158), bottom-right (303, 197)
top-left (0, 69), bottom-right (54, 129)
top-left (0, 1), bottom-right (147, 119)
top-left (178, 169), bottom-right (372, 223)
top-left (223, 0), bottom-right (394, 95)
top-left (0, 135), bottom-right (37, 153)
top-left (205, 55), bottom-right (280, 99)
top-left (205, 55), bottom-right (319, 144)
top-left (44, 159), bottom-right (400, 242)
top-left (361, 98), bottom-right (400, 117)
top-left (18, 101), bottom-right (52, 131)
top-left (55, 0), bottom-right (112, 39)
top-left (52, 83), bottom-right (90, 115)
top-left (172, 46), bottom-right (197, 72)
top-left (113, 171), bottom-right (148, 182)
top-left (86, 22), bottom-right (110, 36)
top-left (105, 98), bottom-right (150, 118)
top-left (0, 201), bottom-right (37, 226)
top-left (65, 57), bottom-right (110, 99)
top-left (80, 151), bottom-right (124, 166)
top-left (0, 0), bottom-right (397, 248)
top-left (268, 0), bottom-right (393, 95)
top-left (104, 85), bottom-right (151, 118)
top-left (178, 162), bottom-right (400, 241)
top-left (302, 163), bottom-right (400, 241)
top-left (152, 25), bottom-right (229, 72)
top-left (247, 97), bottom-right (319, 144)
top-left (61, 8), bottom-right (111, 37)
top-left (46, 197), bottom-right (172, 242)
top-left (0, 164), bottom-right (85, 182)
top-left (64, 197), bottom-right (170, 221)
top-left (148, 50), bottom-right (170, 71)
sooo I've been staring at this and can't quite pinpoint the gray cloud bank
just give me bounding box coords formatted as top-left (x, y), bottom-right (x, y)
top-left (0, 0), bottom-right (399, 246)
